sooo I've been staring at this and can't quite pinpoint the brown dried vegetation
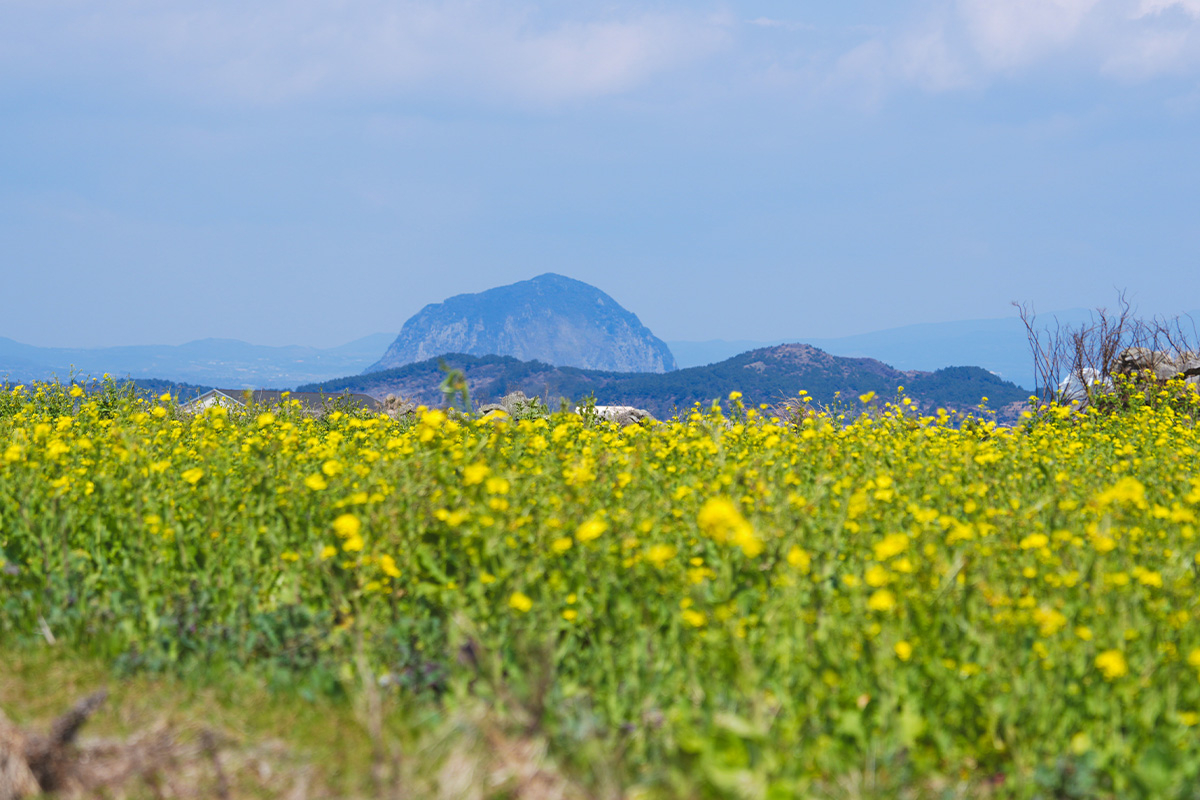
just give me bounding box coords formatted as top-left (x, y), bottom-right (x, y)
top-left (0, 690), bottom-right (310, 800)
top-left (0, 682), bottom-right (598, 800)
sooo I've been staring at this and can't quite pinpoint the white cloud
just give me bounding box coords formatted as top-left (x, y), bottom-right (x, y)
top-left (1102, 26), bottom-right (1199, 78)
top-left (895, 23), bottom-right (975, 91)
top-left (818, 0), bottom-right (1200, 98)
top-left (747, 17), bottom-right (815, 32)
top-left (1137, 0), bottom-right (1200, 17)
top-left (955, 0), bottom-right (1101, 72)
top-left (0, 1), bottom-right (730, 105)
top-left (5, 0), bottom-right (1198, 109)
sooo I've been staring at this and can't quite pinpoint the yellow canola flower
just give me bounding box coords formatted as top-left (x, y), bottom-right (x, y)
top-left (333, 515), bottom-right (360, 542)
top-left (435, 508), bottom-right (470, 526)
top-left (304, 474), bottom-right (328, 491)
top-left (322, 460), bottom-right (343, 477)
top-left (463, 462), bottom-right (490, 486)
top-left (786, 546), bottom-right (811, 573)
top-left (859, 391), bottom-right (876, 404)
top-left (181, 467), bottom-right (204, 485)
top-left (379, 554), bottom-right (401, 578)
top-left (873, 533), bottom-right (908, 561)
top-left (1095, 650), bottom-right (1128, 680)
top-left (509, 592), bottom-right (533, 613)
top-left (645, 544), bottom-right (677, 568)
top-left (1034, 607), bottom-right (1068, 637)
top-left (894, 641), bottom-right (913, 661)
top-left (681, 609), bottom-right (706, 627)
top-left (564, 460), bottom-right (596, 486)
top-left (1135, 568), bottom-right (1163, 588)
top-left (1094, 477), bottom-right (1147, 508)
top-left (420, 409), bottom-right (446, 428)
top-left (867, 589), bottom-right (897, 612)
top-left (697, 498), bottom-right (763, 557)
top-left (864, 564), bottom-right (890, 587)
top-left (575, 518), bottom-right (608, 543)
top-left (551, 537), bottom-right (574, 553)
top-left (1019, 533), bottom-right (1049, 550)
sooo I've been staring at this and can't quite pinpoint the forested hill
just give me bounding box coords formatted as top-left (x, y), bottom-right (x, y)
top-left (299, 343), bottom-right (1031, 421)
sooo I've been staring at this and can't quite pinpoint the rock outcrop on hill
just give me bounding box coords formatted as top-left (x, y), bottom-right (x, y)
top-left (366, 273), bottom-right (677, 374)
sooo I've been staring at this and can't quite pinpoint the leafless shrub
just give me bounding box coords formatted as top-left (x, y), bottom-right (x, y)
top-left (771, 397), bottom-right (818, 427)
top-left (1015, 292), bottom-right (1200, 404)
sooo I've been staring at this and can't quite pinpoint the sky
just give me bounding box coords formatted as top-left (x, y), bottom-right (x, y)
top-left (2, 0), bottom-right (1199, 349)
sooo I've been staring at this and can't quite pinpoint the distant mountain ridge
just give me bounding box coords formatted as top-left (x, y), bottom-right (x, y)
top-left (0, 334), bottom-right (394, 388)
top-left (303, 342), bottom-right (1031, 423)
top-left (367, 273), bottom-right (677, 374)
top-left (670, 307), bottom-right (1200, 390)
top-left (669, 309), bottom-right (1101, 390)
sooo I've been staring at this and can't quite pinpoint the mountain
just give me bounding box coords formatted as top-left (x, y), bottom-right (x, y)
top-left (304, 342), bottom-right (1031, 423)
top-left (0, 333), bottom-right (395, 388)
top-left (367, 273), bottom-right (677, 374)
top-left (668, 309), bottom-right (1108, 389)
top-left (667, 339), bottom-right (779, 369)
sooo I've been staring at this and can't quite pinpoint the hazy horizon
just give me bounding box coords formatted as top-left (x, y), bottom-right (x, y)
top-left (1, 302), bottom-right (1103, 352)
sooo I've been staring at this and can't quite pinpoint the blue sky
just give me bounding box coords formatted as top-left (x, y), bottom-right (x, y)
top-left (3, 0), bottom-right (1198, 348)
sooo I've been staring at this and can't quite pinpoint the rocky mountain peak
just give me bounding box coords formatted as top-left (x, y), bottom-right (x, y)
top-left (366, 274), bottom-right (677, 374)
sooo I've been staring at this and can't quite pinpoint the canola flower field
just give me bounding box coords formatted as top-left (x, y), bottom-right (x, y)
top-left (3, 380), bottom-right (1200, 797)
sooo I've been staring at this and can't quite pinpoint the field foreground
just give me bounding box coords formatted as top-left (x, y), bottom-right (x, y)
top-left (2, 383), bottom-right (1200, 798)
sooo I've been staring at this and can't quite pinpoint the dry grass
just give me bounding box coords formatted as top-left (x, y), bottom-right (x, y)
top-left (0, 687), bottom-right (307, 800)
top-left (0, 647), bottom-right (600, 800)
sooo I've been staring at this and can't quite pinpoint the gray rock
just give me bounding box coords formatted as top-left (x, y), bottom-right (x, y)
top-left (1057, 368), bottom-right (1110, 403)
top-left (1179, 352), bottom-right (1200, 377)
top-left (578, 404), bottom-right (655, 427)
top-left (381, 393), bottom-right (418, 418)
top-left (478, 391), bottom-right (548, 420)
top-left (1113, 347), bottom-right (1200, 382)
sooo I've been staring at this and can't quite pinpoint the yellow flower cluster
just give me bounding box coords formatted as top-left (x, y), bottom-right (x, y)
top-left (3, 380), bottom-right (1200, 790)
top-left (697, 497), bottom-right (763, 557)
